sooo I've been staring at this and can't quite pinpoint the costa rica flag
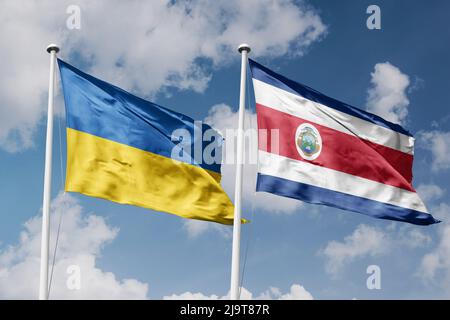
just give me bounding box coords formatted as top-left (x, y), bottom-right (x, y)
top-left (249, 59), bottom-right (439, 225)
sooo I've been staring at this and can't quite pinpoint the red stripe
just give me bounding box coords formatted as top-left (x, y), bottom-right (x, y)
top-left (257, 103), bottom-right (415, 192)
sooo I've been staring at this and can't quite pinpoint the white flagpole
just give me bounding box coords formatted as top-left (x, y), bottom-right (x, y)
top-left (230, 43), bottom-right (251, 300)
top-left (39, 44), bottom-right (59, 300)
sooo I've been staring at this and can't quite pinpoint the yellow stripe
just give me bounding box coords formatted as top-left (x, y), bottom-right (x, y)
top-left (66, 128), bottom-right (236, 224)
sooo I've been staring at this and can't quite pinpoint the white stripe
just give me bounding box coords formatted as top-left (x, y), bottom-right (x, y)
top-left (258, 151), bottom-right (428, 213)
top-left (253, 79), bottom-right (414, 155)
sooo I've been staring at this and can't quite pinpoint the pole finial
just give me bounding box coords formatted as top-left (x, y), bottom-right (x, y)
top-left (238, 43), bottom-right (251, 54)
top-left (46, 44), bottom-right (60, 54)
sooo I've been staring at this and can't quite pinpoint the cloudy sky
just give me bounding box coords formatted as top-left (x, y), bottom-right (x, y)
top-left (1, 0), bottom-right (450, 299)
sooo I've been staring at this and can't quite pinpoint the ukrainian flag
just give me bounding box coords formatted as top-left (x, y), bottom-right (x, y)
top-left (58, 59), bottom-right (235, 224)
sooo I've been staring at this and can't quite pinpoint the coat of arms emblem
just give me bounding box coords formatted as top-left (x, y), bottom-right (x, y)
top-left (295, 123), bottom-right (322, 161)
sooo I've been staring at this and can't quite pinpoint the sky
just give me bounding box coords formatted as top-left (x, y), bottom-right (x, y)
top-left (0, 0), bottom-right (450, 299)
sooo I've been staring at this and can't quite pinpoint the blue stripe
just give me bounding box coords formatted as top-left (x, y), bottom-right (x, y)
top-left (249, 59), bottom-right (413, 137)
top-left (58, 59), bottom-right (222, 173)
top-left (257, 173), bottom-right (439, 225)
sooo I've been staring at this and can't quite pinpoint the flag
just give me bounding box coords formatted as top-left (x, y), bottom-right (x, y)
top-left (249, 59), bottom-right (438, 225)
top-left (58, 59), bottom-right (235, 224)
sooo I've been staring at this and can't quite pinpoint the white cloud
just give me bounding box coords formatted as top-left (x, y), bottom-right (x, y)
top-left (163, 283), bottom-right (313, 300)
top-left (419, 222), bottom-right (450, 293)
top-left (417, 130), bottom-right (450, 171)
top-left (417, 183), bottom-right (445, 203)
top-left (320, 224), bottom-right (431, 276)
top-left (0, 1), bottom-right (66, 152)
top-left (164, 291), bottom-right (221, 300)
top-left (400, 228), bottom-right (433, 249)
top-left (417, 202), bottom-right (450, 296)
top-left (320, 224), bottom-right (387, 276)
top-left (0, 193), bottom-right (148, 299)
top-left (0, 0), bottom-right (326, 152)
top-left (430, 202), bottom-right (450, 223)
top-left (258, 284), bottom-right (313, 300)
top-left (366, 62), bottom-right (411, 124)
top-left (183, 219), bottom-right (231, 239)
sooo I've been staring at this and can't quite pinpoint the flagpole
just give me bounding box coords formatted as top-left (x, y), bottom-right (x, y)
top-left (230, 43), bottom-right (251, 300)
top-left (39, 44), bottom-right (59, 300)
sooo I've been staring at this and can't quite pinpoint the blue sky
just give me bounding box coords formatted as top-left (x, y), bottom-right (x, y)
top-left (1, 0), bottom-right (450, 299)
